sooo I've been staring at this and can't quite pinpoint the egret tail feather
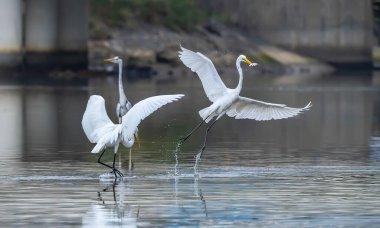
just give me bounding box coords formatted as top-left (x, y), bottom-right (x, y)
top-left (92, 143), bottom-right (105, 154)
top-left (199, 107), bottom-right (213, 123)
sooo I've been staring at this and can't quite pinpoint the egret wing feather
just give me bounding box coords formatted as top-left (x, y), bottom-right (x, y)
top-left (121, 94), bottom-right (184, 140)
top-left (91, 125), bottom-right (122, 153)
top-left (82, 95), bottom-right (115, 143)
top-left (227, 96), bottom-right (311, 121)
top-left (179, 46), bottom-right (227, 102)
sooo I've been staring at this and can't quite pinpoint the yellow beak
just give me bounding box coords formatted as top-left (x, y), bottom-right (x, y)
top-left (104, 58), bottom-right (113, 63)
top-left (242, 56), bottom-right (253, 65)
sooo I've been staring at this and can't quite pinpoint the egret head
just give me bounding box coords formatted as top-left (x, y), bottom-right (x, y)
top-left (238, 55), bottom-right (258, 67)
top-left (104, 56), bottom-right (121, 64)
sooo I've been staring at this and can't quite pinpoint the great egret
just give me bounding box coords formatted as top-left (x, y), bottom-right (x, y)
top-left (104, 56), bottom-right (132, 123)
top-left (178, 46), bottom-right (311, 163)
top-left (104, 56), bottom-right (137, 171)
top-left (82, 94), bottom-right (184, 178)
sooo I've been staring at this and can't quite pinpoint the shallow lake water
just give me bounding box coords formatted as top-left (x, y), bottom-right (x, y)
top-left (0, 69), bottom-right (380, 227)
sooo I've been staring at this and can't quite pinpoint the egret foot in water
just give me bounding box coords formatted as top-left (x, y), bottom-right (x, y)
top-left (96, 150), bottom-right (124, 178)
top-left (110, 169), bottom-right (124, 178)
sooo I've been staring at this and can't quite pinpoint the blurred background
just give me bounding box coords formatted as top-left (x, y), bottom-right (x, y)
top-left (0, 0), bottom-right (379, 165)
top-left (1, 1), bottom-right (380, 226)
top-left (0, 0), bottom-right (377, 72)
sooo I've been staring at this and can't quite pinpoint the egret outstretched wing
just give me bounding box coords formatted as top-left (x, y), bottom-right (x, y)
top-left (227, 96), bottom-right (312, 121)
top-left (179, 46), bottom-right (227, 102)
top-left (90, 125), bottom-right (122, 154)
top-left (82, 95), bottom-right (115, 143)
top-left (122, 94), bottom-right (184, 140)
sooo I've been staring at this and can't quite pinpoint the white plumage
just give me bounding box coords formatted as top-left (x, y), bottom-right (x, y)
top-left (83, 94), bottom-right (184, 153)
top-left (178, 47), bottom-right (311, 166)
top-left (82, 95), bottom-right (116, 144)
top-left (227, 97), bottom-right (312, 121)
top-left (120, 95), bottom-right (185, 142)
top-left (179, 47), bottom-right (228, 102)
top-left (104, 56), bottom-right (132, 123)
top-left (104, 56), bottom-right (134, 172)
top-left (82, 94), bottom-right (184, 176)
top-left (179, 46), bottom-right (311, 122)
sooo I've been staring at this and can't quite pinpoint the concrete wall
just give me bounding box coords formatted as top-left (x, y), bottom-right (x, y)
top-left (25, 0), bottom-right (58, 52)
top-left (0, 0), bottom-right (88, 68)
top-left (58, 0), bottom-right (88, 67)
top-left (0, 0), bottom-right (23, 67)
top-left (25, 0), bottom-right (59, 66)
top-left (58, 0), bottom-right (88, 52)
top-left (206, 0), bottom-right (374, 64)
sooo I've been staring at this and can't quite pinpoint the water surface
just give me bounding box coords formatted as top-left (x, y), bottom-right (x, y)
top-left (0, 70), bottom-right (380, 227)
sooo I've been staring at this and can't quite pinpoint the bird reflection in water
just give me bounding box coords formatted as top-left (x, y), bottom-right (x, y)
top-left (82, 179), bottom-right (140, 228)
top-left (194, 177), bottom-right (208, 218)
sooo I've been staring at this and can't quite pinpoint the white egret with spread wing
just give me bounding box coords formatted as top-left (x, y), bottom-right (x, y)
top-left (178, 46), bottom-right (311, 168)
top-left (82, 94), bottom-right (184, 178)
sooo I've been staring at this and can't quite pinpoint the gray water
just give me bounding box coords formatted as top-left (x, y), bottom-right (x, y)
top-left (0, 69), bottom-right (380, 227)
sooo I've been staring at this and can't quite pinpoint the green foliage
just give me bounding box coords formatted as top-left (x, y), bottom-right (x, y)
top-left (91, 0), bottom-right (209, 31)
top-left (250, 52), bottom-right (280, 64)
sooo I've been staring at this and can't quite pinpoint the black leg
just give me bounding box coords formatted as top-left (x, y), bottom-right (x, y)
top-left (97, 150), bottom-right (123, 177)
top-left (199, 189), bottom-right (208, 217)
top-left (112, 153), bottom-right (124, 177)
top-left (112, 153), bottom-right (118, 178)
top-left (179, 113), bottom-right (213, 143)
top-left (179, 119), bottom-right (205, 143)
top-left (112, 180), bottom-right (117, 202)
top-left (98, 149), bottom-right (113, 170)
top-left (99, 179), bottom-right (120, 204)
top-left (196, 119), bottom-right (217, 160)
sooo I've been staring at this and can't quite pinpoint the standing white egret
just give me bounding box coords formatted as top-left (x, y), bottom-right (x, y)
top-left (104, 57), bottom-right (137, 171)
top-left (104, 56), bottom-right (132, 123)
top-left (178, 46), bottom-right (311, 164)
top-left (82, 94), bottom-right (184, 178)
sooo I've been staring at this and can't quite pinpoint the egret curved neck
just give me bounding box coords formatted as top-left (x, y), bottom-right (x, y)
top-left (236, 60), bottom-right (243, 93)
top-left (118, 60), bottom-right (127, 103)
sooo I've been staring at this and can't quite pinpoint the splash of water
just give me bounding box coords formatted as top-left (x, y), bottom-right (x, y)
top-left (194, 150), bottom-right (202, 177)
top-left (174, 175), bottom-right (179, 205)
top-left (173, 141), bottom-right (182, 176)
top-left (99, 172), bottom-right (121, 182)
